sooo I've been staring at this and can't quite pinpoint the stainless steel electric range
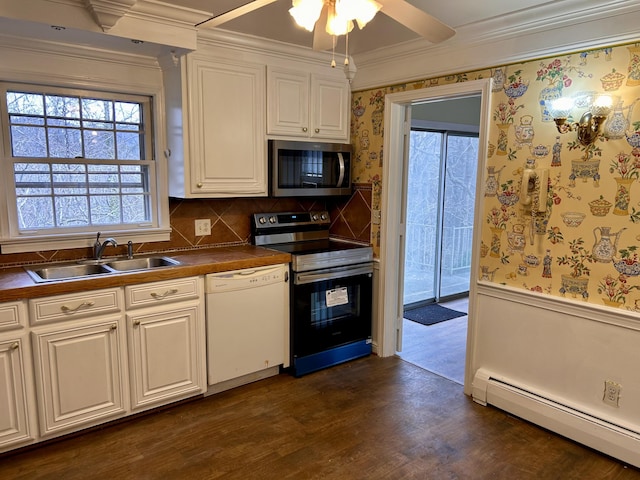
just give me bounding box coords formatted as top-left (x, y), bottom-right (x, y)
top-left (252, 211), bottom-right (373, 376)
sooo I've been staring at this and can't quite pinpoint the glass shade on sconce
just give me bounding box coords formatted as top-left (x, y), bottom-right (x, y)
top-left (550, 94), bottom-right (613, 146)
top-left (548, 97), bottom-right (574, 120)
top-left (590, 94), bottom-right (614, 117)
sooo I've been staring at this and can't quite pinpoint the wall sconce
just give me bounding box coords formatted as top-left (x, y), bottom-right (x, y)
top-left (549, 94), bottom-right (613, 146)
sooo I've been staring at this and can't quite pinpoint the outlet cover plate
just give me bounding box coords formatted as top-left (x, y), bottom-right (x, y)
top-left (195, 219), bottom-right (211, 236)
top-left (603, 380), bottom-right (621, 407)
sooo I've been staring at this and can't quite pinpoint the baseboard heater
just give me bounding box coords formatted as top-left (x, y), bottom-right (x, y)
top-left (472, 368), bottom-right (640, 468)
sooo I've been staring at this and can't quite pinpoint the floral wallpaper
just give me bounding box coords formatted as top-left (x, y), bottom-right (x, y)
top-left (350, 40), bottom-right (640, 311)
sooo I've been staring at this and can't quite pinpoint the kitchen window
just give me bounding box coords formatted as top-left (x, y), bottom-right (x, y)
top-left (0, 83), bottom-right (168, 253)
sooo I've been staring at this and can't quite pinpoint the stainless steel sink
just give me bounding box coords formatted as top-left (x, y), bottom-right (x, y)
top-left (24, 256), bottom-right (181, 282)
top-left (25, 263), bottom-right (113, 283)
top-left (106, 256), bottom-right (181, 271)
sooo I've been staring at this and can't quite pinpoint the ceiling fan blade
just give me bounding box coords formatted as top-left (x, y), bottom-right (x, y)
top-left (380, 0), bottom-right (455, 43)
top-left (312, 4), bottom-right (334, 51)
top-left (200, 0), bottom-right (278, 28)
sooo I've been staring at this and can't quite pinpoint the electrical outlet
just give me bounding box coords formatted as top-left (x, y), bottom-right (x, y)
top-left (195, 219), bottom-right (211, 236)
top-left (603, 380), bottom-right (621, 407)
top-left (372, 209), bottom-right (381, 225)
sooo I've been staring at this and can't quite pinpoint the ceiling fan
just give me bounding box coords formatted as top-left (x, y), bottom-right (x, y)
top-left (205, 0), bottom-right (455, 52)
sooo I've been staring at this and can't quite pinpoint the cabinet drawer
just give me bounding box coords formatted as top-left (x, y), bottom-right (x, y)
top-left (125, 277), bottom-right (201, 310)
top-left (0, 301), bottom-right (27, 331)
top-left (29, 288), bottom-right (122, 325)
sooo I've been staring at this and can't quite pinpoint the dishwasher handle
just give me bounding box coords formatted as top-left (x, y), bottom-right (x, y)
top-left (206, 264), bottom-right (287, 293)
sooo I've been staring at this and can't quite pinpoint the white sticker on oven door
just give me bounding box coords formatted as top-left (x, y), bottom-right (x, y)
top-left (326, 287), bottom-right (349, 307)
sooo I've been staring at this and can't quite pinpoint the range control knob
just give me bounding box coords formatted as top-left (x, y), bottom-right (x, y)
top-left (258, 216), bottom-right (267, 225)
top-left (311, 213), bottom-right (319, 221)
top-left (320, 213), bottom-right (327, 221)
top-left (269, 216), bottom-right (277, 224)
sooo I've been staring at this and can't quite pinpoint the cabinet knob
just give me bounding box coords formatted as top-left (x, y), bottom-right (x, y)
top-left (315, 128), bottom-right (320, 133)
top-left (302, 127), bottom-right (308, 133)
top-left (196, 183), bottom-right (203, 188)
top-left (110, 324), bottom-right (118, 330)
top-left (11, 342), bottom-right (19, 350)
top-left (133, 320), bottom-right (141, 326)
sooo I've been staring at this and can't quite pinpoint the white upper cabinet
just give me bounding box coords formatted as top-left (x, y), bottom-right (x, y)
top-left (267, 67), bottom-right (350, 142)
top-left (162, 37), bottom-right (351, 198)
top-left (164, 52), bottom-right (267, 198)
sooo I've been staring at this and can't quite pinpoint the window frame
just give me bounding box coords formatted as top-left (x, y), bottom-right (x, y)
top-left (0, 81), bottom-right (171, 254)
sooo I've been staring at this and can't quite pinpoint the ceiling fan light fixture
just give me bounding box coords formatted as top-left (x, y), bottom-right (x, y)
top-left (289, 0), bottom-right (324, 31)
top-left (337, 0), bottom-right (381, 29)
top-left (326, 1), bottom-right (354, 36)
top-left (290, 0), bottom-right (381, 35)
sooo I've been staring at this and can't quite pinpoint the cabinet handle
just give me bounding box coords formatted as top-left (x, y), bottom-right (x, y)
top-left (110, 324), bottom-right (118, 330)
top-left (196, 183), bottom-right (203, 188)
top-left (60, 301), bottom-right (95, 313)
top-left (150, 288), bottom-right (179, 300)
top-left (302, 127), bottom-right (308, 132)
top-left (315, 128), bottom-right (320, 133)
top-left (133, 320), bottom-right (141, 326)
top-left (11, 342), bottom-right (19, 350)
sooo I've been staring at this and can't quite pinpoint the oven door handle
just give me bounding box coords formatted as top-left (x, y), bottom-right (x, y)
top-left (294, 264), bottom-right (372, 285)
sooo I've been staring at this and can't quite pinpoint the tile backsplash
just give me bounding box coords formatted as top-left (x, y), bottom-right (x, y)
top-left (0, 185), bottom-right (371, 268)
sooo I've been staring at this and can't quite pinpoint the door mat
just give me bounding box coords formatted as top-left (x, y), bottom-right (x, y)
top-left (403, 303), bottom-right (466, 326)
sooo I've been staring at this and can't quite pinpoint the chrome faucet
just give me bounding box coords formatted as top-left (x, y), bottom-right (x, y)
top-left (94, 232), bottom-right (118, 260)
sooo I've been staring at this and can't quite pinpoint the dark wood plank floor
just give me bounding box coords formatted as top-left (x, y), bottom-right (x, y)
top-left (2, 356), bottom-right (639, 479)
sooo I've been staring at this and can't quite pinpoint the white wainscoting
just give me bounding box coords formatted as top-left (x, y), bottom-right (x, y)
top-left (470, 282), bottom-right (640, 467)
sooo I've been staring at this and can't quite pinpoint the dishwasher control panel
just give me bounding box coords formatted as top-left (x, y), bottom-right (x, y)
top-left (205, 264), bottom-right (287, 293)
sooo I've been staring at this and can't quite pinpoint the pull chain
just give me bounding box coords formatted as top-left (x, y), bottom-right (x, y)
top-left (331, 35), bottom-right (337, 68)
top-left (344, 32), bottom-right (349, 66)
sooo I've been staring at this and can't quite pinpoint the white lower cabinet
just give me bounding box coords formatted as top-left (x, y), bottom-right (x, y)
top-left (31, 315), bottom-right (128, 437)
top-left (126, 277), bottom-right (206, 410)
top-left (127, 279), bottom-right (206, 410)
top-left (25, 277), bottom-right (206, 442)
top-left (0, 332), bottom-right (36, 452)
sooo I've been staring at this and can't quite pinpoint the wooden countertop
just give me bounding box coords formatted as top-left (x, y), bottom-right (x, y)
top-left (0, 246), bottom-right (291, 302)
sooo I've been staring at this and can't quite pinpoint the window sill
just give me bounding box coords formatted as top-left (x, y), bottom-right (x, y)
top-left (0, 228), bottom-right (172, 254)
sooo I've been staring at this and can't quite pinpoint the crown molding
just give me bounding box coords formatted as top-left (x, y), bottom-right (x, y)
top-left (196, 28), bottom-right (340, 73)
top-left (0, 0), bottom-right (210, 54)
top-left (350, 0), bottom-right (640, 90)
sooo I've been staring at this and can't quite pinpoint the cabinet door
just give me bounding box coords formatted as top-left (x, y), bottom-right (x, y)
top-left (0, 337), bottom-right (34, 451)
top-left (188, 55), bottom-right (267, 196)
top-left (127, 302), bottom-right (205, 410)
top-left (310, 74), bottom-right (350, 141)
top-left (32, 317), bottom-right (127, 436)
top-left (267, 68), bottom-right (309, 137)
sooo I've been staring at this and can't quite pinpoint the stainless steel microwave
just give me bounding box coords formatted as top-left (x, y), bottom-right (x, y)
top-left (269, 140), bottom-right (352, 197)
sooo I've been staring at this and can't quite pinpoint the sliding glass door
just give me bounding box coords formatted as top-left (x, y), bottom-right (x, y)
top-left (403, 129), bottom-right (478, 306)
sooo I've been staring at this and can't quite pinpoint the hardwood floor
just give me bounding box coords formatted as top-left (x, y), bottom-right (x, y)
top-left (1, 356), bottom-right (638, 479)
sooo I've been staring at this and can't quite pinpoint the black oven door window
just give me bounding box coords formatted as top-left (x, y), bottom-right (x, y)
top-left (292, 273), bottom-right (372, 357)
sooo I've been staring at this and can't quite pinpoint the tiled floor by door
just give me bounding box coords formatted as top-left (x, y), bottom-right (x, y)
top-left (397, 297), bottom-right (468, 385)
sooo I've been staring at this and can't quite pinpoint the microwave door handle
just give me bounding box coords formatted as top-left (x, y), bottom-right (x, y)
top-left (336, 152), bottom-right (345, 188)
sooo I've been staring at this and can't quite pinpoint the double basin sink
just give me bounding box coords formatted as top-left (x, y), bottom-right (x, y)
top-left (25, 256), bottom-right (181, 283)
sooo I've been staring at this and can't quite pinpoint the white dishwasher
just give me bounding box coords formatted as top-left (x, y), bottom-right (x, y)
top-left (205, 264), bottom-right (289, 393)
